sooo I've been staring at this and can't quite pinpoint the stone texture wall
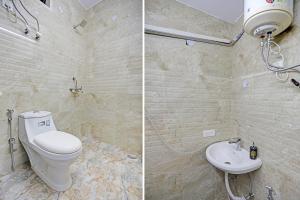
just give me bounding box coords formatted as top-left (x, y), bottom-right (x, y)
top-left (0, 0), bottom-right (142, 177)
top-left (0, 0), bottom-right (87, 177)
top-left (80, 0), bottom-right (143, 154)
top-left (231, 0), bottom-right (300, 199)
top-left (145, 0), bottom-right (236, 199)
top-left (146, 0), bottom-right (300, 199)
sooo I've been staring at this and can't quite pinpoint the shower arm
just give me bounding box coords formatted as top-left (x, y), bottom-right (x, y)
top-left (145, 24), bottom-right (244, 47)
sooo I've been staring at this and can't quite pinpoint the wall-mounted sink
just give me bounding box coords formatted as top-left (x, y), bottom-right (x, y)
top-left (206, 141), bottom-right (262, 174)
top-left (206, 140), bottom-right (263, 200)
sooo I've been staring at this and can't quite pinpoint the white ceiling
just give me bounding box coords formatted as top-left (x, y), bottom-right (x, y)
top-left (176, 0), bottom-right (244, 24)
top-left (78, 0), bottom-right (103, 10)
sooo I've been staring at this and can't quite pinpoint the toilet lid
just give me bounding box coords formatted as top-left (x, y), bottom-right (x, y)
top-left (33, 131), bottom-right (82, 154)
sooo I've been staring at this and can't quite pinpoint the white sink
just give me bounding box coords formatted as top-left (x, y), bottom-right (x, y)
top-left (206, 141), bottom-right (262, 174)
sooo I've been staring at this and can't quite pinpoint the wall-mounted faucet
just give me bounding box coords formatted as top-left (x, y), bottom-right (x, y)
top-left (228, 137), bottom-right (242, 151)
top-left (69, 77), bottom-right (83, 96)
top-left (266, 186), bottom-right (275, 200)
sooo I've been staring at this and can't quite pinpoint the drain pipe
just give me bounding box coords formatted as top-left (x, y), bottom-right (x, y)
top-left (225, 173), bottom-right (246, 200)
top-left (7, 109), bottom-right (16, 171)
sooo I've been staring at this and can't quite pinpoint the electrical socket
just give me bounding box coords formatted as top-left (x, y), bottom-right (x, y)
top-left (243, 79), bottom-right (249, 88)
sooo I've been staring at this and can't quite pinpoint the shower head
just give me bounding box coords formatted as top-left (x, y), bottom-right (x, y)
top-left (73, 20), bottom-right (87, 29)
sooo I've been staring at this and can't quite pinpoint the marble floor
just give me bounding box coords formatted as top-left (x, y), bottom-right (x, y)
top-left (0, 137), bottom-right (142, 200)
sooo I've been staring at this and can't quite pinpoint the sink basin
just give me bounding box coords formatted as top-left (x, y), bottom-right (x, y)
top-left (206, 141), bottom-right (262, 174)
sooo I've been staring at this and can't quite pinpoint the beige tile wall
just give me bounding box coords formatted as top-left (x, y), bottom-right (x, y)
top-left (231, 0), bottom-right (300, 199)
top-left (0, 0), bottom-right (142, 177)
top-left (145, 0), bottom-right (236, 199)
top-left (80, 0), bottom-right (143, 154)
top-left (145, 0), bottom-right (300, 199)
top-left (1, 0), bottom-right (300, 198)
top-left (0, 0), bottom-right (87, 176)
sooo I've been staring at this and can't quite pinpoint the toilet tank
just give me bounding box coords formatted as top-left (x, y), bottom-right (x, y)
top-left (19, 111), bottom-right (57, 144)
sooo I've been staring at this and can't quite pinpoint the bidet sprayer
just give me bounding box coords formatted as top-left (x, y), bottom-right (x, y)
top-left (7, 109), bottom-right (14, 122)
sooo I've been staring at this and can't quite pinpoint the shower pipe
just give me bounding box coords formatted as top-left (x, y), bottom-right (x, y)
top-left (225, 173), bottom-right (247, 200)
top-left (9, 0), bottom-right (41, 39)
top-left (18, 0), bottom-right (40, 32)
top-left (7, 109), bottom-right (16, 172)
top-left (145, 24), bottom-right (244, 47)
top-left (11, 0), bottom-right (29, 34)
top-left (261, 33), bottom-right (300, 72)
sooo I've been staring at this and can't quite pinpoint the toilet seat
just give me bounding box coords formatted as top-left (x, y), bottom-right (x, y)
top-left (33, 131), bottom-right (82, 154)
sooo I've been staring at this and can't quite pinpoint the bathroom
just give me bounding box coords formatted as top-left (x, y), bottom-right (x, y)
top-left (145, 0), bottom-right (300, 200)
top-left (1, 0), bottom-right (300, 200)
top-left (0, 0), bottom-right (142, 199)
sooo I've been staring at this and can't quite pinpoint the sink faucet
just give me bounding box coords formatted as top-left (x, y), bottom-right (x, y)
top-left (228, 137), bottom-right (241, 151)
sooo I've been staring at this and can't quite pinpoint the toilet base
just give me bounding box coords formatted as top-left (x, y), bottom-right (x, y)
top-left (32, 165), bottom-right (72, 191)
top-left (22, 144), bottom-right (78, 191)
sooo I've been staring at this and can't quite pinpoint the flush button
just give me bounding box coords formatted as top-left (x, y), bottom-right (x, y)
top-left (38, 121), bottom-right (45, 127)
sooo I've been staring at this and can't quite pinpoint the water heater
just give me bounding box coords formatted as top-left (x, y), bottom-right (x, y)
top-left (244, 0), bottom-right (293, 37)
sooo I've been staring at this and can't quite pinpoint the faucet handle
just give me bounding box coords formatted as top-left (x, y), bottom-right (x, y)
top-left (266, 186), bottom-right (276, 196)
top-left (265, 186), bottom-right (273, 190)
top-left (228, 137), bottom-right (241, 143)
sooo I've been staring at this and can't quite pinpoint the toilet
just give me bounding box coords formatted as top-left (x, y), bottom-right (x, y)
top-left (18, 111), bottom-right (82, 191)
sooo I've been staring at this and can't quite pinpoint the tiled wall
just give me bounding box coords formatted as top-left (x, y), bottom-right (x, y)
top-left (145, 0), bottom-right (236, 199)
top-left (0, 0), bottom-right (87, 176)
top-left (80, 0), bottom-right (143, 154)
top-left (0, 0), bottom-right (142, 177)
top-left (231, 0), bottom-right (300, 199)
top-left (2, 0), bottom-right (299, 198)
top-left (146, 0), bottom-right (300, 199)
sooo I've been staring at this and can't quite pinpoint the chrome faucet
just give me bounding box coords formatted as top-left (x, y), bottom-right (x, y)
top-left (266, 186), bottom-right (274, 200)
top-left (69, 77), bottom-right (83, 96)
top-left (228, 137), bottom-right (242, 151)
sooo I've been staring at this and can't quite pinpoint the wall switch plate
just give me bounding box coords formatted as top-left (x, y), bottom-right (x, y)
top-left (242, 79), bottom-right (249, 88)
top-left (203, 129), bottom-right (216, 137)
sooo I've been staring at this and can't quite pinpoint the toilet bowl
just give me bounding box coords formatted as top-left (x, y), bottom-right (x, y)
top-left (18, 111), bottom-right (82, 191)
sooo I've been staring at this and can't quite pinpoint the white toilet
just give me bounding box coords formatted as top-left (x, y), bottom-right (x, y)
top-left (18, 111), bottom-right (82, 191)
